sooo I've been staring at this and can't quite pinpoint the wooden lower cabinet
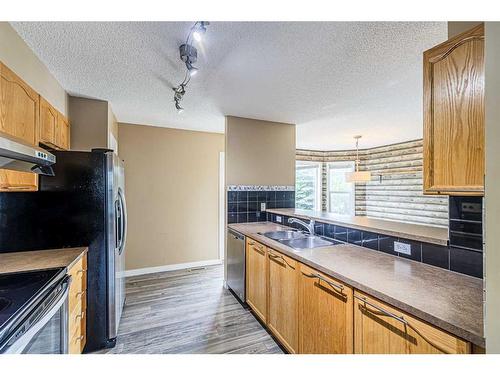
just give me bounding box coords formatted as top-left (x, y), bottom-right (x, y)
top-left (68, 254), bottom-right (87, 354)
top-left (354, 291), bottom-right (470, 354)
top-left (268, 249), bottom-right (298, 353)
top-left (246, 238), bottom-right (268, 323)
top-left (298, 263), bottom-right (353, 354)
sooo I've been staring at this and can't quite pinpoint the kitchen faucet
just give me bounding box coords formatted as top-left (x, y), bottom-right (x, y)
top-left (288, 217), bottom-right (315, 235)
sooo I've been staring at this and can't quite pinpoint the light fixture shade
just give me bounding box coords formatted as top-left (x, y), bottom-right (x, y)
top-left (345, 171), bottom-right (372, 183)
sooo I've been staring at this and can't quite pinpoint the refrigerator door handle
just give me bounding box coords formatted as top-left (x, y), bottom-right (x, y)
top-left (118, 188), bottom-right (127, 255)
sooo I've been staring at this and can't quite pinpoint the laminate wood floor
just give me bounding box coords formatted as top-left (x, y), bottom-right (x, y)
top-left (96, 264), bottom-right (284, 354)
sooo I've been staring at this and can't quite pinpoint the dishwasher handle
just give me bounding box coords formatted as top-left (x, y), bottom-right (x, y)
top-left (228, 229), bottom-right (245, 241)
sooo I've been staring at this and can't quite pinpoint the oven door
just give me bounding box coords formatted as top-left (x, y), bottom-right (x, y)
top-left (2, 276), bottom-right (70, 354)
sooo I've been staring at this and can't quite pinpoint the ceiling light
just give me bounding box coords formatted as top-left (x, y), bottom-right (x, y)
top-left (345, 135), bottom-right (372, 183)
top-left (186, 62), bottom-right (198, 76)
top-left (172, 21), bottom-right (210, 113)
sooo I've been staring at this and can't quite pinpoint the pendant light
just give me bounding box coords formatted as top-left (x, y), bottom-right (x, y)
top-left (345, 135), bottom-right (372, 183)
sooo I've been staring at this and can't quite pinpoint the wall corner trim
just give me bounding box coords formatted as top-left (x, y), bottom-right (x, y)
top-left (123, 259), bottom-right (223, 277)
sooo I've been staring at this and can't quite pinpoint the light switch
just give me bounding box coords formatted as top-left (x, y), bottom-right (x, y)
top-left (276, 215), bottom-right (282, 223)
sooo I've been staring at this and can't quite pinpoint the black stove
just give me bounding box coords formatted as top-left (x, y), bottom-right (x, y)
top-left (0, 268), bottom-right (64, 345)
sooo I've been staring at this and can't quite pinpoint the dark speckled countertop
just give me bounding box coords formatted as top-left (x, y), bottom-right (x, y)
top-left (228, 222), bottom-right (484, 347)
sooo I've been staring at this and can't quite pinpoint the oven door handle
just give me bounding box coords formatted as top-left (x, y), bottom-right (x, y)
top-left (3, 276), bottom-right (71, 354)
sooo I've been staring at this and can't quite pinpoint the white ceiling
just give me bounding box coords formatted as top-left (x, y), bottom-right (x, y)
top-left (11, 22), bottom-right (447, 150)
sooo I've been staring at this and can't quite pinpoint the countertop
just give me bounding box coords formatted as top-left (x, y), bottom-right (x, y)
top-left (0, 247), bottom-right (88, 275)
top-left (267, 208), bottom-right (449, 246)
top-left (228, 222), bottom-right (484, 347)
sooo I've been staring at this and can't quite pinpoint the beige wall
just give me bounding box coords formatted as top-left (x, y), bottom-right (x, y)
top-left (485, 22), bottom-right (500, 354)
top-left (448, 21), bottom-right (482, 38)
top-left (69, 96), bottom-right (119, 154)
top-left (0, 22), bottom-right (67, 115)
top-left (225, 116), bottom-right (296, 186)
top-left (119, 123), bottom-right (224, 270)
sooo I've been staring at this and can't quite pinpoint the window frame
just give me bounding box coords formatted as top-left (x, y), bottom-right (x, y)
top-left (295, 160), bottom-right (322, 211)
top-left (326, 161), bottom-right (356, 215)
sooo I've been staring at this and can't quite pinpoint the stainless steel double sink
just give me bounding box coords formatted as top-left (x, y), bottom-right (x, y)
top-left (260, 230), bottom-right (340, 250)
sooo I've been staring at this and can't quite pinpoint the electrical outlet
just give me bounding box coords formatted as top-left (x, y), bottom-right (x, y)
top-left (276, 215), bottom-right (282, 223)
top-left (394, 241), bottom-right (411, 255)
top-left (260, 202), bottom-right (266, 211)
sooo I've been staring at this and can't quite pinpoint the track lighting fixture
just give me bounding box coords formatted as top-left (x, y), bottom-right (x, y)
top-left (172, 21), bottom-right (210, 113)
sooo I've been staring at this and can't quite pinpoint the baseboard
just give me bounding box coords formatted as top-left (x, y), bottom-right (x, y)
top-left (124, 259), bottom-right (222, 277)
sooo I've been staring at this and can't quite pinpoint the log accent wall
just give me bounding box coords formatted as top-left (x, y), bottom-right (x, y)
top-left (296, 139), bottom-right (449, 227)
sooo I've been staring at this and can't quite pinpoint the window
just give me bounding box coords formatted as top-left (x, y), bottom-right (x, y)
top-left (295, 161), bottom-right (322, 210)
top-left (327, 161), bottom-right (355, 215)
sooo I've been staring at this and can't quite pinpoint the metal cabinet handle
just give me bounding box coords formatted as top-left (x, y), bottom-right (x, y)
top-left (302, 271), bottom-right (344, 295)
top-left (269, 252), bottom-right (295, 269)
top-left (76, 291), bottom-right (85, 297)
top-left (251, 244), bottom-right (265, 255)
top-left (75, 311), bottom-right (85, 322)
top-left (354, 295), bottom-right (451, 354)
top-left (75, 335), bottom-right (85, 342)
top-left (77, 269), bottom-right (87, 274)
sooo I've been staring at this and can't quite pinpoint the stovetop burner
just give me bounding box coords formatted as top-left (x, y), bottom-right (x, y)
top-left (0, 273), bottom-right (49, 292)
top-left (0, 268), bottom-right (63, 330)
top-left (0, 297), bottom-right (11, 313)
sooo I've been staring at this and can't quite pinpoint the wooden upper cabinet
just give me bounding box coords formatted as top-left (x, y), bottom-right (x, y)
top-left (40, 97), bottom-right (70, 150)
top-left (354, 291), bottom-right (470, 354)
top-left (299, 263), bottom-right (353, 354)
top-left (423, 23), bottom-right (485, 196)
top-left (0, 62), bottom-right (39, 145)
top-left (0, 62), bottom-right (39, 191)
top-left (268, 249), bottom-right (298, 353)
top-left (56, 113), bottom-right (70, 150)
top-left (40, 97), bottom-right (58, 147)
top-left (245, 238), bottom-right (268, 323)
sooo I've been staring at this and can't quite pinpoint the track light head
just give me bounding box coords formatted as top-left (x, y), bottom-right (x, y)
top-left (175, 100), bottom-right (184, 113)
top-left (186, 61), bottom-right (198, 77)
top-left (192, 21), bottom-right (209, 42)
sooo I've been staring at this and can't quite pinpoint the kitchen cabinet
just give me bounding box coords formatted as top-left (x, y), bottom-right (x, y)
top-left (245, 238), bottom-right (268, 323)
top-left (298, 263), bottom-right (353, 354)
top-left (68, 254), bottom-right (87, 354)
top-left (423, 23), bottom-right (485, 196)
top-left (354, 291), bottom-right (470, 354)
top-left (0, 61), bottom-right (40, 191)
top-left (40, 97), bottom-right (70, 150)
top-left (268, 248), bottom-right (298, 353)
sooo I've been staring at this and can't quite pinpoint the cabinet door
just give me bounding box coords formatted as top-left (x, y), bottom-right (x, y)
top-left (0, 62), bottom-right (39, 145)
top-left (0, 170), bottom-right (38, 192)
top-left (298, 263), bottom-right (353, 354)
top-left (354, 291), bottom-right (470, 354)
top-left (39, 97), bottom-right (58, 147)
top-left (423, 23), bottom-right (484, 196)
top-left (268, 249), bottom-right (298, 353)
top-left (56, 113), bottom-right (70, 150)
top-left (0, 62), bottom-right (40, 191)
top-left (245, 238), bottom-right (268, 323)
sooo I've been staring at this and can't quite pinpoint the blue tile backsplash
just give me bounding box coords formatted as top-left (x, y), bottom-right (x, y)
top-left (266, 210), bottom-right (482, 279)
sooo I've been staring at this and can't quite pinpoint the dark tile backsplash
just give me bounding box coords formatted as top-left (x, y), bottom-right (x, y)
top-left (227, 190), bottom-right (294, 224)
top-left (262, 210), bottom-right (483, 279)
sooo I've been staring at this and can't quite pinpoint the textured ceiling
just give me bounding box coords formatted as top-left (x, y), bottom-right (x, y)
top-left (11, 22), bottom-right (447, 150)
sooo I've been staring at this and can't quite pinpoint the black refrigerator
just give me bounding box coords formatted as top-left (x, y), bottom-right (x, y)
top-left (0, 149), bottom-right (127, 352)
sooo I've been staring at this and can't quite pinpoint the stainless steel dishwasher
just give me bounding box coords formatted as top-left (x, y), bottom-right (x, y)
top-left (227, 229), bottom-right (246, 302)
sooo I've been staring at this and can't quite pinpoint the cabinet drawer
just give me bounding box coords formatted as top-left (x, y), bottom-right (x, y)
top-left (354, 291), bottom-right (470, 354)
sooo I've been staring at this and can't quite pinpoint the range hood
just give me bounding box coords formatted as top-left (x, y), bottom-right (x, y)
top-left (0, 133), bottom-right (56, 176)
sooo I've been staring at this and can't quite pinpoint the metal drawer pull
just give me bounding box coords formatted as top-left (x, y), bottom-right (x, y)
top-left (76, 291), bottom-right (85, 297)
top-left (302, 272), bottom-right (344, 294)
top-left (75, 335), bottom-right (85, 342)
top-left (268, 253), bottom-right (295, 269)
top-left (75, 311), bottom-right (85, 321)
top-left (77, 269), bottom-right (87, 274)
top-left (354, 295), bottom-right (451, 354)
top-left (252, 245), bottom-right (265, 255)
top-left (248, 241), bottom-right (255, 245)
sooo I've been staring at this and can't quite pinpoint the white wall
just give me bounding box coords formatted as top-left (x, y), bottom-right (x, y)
top-left (0, 22), bottom-right (67, 115)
